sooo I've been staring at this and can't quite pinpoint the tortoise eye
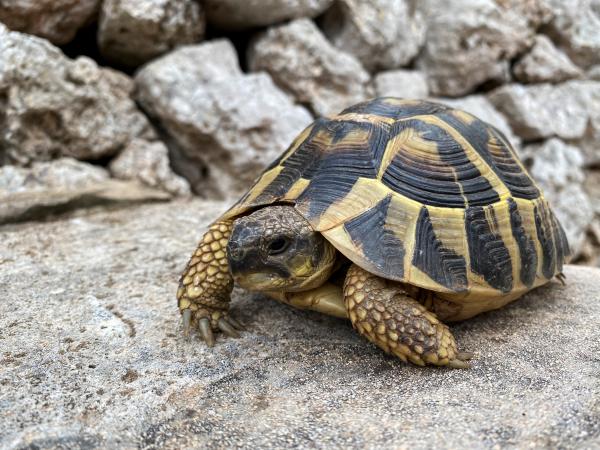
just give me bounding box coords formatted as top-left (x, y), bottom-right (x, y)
top-left (267, 237), bottom-right (289, 255)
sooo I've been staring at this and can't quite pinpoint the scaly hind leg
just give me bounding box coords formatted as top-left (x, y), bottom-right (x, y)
top-left (343, 264), bottom-right (473, 368)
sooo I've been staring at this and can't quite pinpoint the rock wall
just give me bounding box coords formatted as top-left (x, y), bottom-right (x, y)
top-left (0, 0), bottom-right (599, 264)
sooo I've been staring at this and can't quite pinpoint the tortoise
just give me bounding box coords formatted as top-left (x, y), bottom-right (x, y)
top-left (177, 98), bottom-right (570, 368)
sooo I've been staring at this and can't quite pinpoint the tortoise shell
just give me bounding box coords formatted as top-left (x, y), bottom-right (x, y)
top-left (221, 98), bottom-right (570, 303)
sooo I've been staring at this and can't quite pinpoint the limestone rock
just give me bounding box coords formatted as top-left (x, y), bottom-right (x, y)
top-left (0, 199), bottom-right (599, 448)
top-left (0, 158), bottom-right (169, 224)
top-left (98, 0), bottom-right (205, 68)
top-left (203, 0), bottom-right (333, 30)
top-left (0, 24), bottom-right (153, 166)
top-left (489, 80), bottom-right (600, 141)
top-left (109, 139), bottom-right (191, 197)
top-left (416, 0), bottom-right (551, 96)
top-left (135, 40), bottom-right (313, 198)
top-left (524, 139), bottom-right (593, 255)
top-left (374, 70), bottom-right (429, 99)
top-left (434, 95), bottom-right (521, 148)
top-left (248, 19), bottom-right (370, 116)
top-left (322, 0), bottom-right (426, 71)
top-left (0, 0), bottom-right (99, 44)
top-left (513, 35), bottom-right (583, 83)
top-left (588, 65), bottom-right (600, 81)
top-left (543, 0), bottom-right (600, 69)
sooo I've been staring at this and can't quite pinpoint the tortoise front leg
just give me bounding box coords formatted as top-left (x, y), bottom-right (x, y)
top-left (343, 264), bottom-right (473, 368)
top-left (177, 220), bottom-right (244, 345)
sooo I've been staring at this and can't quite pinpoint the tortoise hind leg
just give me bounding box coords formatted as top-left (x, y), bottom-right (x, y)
top-left (343, 264), bottom-right (472, 368)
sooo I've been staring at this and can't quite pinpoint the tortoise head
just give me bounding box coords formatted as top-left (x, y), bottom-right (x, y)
top-left (227, 205), bottom-right (337, 292)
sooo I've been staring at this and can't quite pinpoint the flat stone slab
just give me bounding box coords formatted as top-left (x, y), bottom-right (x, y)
top-left (1, 200), bottom-right (599, 449)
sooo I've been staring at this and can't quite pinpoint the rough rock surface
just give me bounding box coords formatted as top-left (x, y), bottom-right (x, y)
top-left (0, 24), bottom-right (153, 166)
top-left (0, 0), bottom-right (100, 44)
top-left (203, 0), bottom-right (333, 30)
top-left (0, 200), bottom-right (599, 449)
top-left (0, 158), bottom-right (169, 224)
top-left (416, 0), bottom-right (550, 96)
top-left (322, 0), bottom-right (425, 71)
top-left (434, 95), bottom-right (521, 148)
top-left (589, 65), bottom-right (600, 81)
top-left (513, 35), bottom-right (583, 83)
top-left (489, 80), bottom-right (600, 141)
top-left (543, 0), bottom-right (600, 69)
top-left (135, 40), bottom-right (313, 198)
top-left (109, 139), bottom-right (191, 197)
top-left (98, 0), bottom-right (205, 68)
top-left (374, 70), bottom-right (429, 99)
top-left (523, 139), bottom-right (593, 255)
top-left (248, 19), bottom-right (370, 116)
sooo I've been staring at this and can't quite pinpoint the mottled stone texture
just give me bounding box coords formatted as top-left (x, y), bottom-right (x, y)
top-left (523, 139), bottom-right (593, 255)
top-left (416, 0), bottom-right (551, 96)
top-left (374, 70), bottom-right (429, 99)
top-left (0, 200), bottom-right (598, 449)
top-left (0, 159), bottom-right (169, 224)
top-left (203, 0), bottom-right (333, 29)
top-left (0, 0), bottom-right (100, 44)
top-left (135, 40), bottom-right (312, 198)
top-left (0, 24), bottom-right (153, 166)
top-left (322, 0), bottom-right (425, 71)
top-left (109, 139), bottom-right (191, 197)
top-left (513, 35), bottom-right (583, 83)
top-left (248, 19), bottom-right (370, 116)
top-left (98, 0), bottom-right (205, 67)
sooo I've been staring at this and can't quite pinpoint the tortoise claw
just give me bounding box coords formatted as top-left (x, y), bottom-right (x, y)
top-left (448, 359), bottom-right (472, 369)
top-left (198, 318), bottom-right (215, 347)
top-left (457, 351), bottom-right (475, 361)
top-left (182, 309), bottom-right (192, 337)
top-left (226, 316), bottom-right (246, 331)
top-left (218, 318), bottom-right (240, 338)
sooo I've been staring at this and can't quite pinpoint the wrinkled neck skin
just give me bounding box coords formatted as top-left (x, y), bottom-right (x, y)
top-left (227, 205), bottom-right (337, 293)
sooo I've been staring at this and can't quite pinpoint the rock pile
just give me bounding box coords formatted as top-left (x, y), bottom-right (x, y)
top-left (0, 0), bottom-right (599, 264)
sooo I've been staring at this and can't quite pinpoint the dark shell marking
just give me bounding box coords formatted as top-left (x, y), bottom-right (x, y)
top-left (223, 98), bottom-right (569, 296)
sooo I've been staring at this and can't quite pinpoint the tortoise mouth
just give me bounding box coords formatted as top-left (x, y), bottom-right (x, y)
top-left (233, 272), bottom-right (304, 291)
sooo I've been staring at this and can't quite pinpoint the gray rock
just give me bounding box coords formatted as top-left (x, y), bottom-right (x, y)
top-left (374, 70), bottom-right (429, 99)
top-left (0, 24), bottom-right (154, 166)
top-left (416, 0), bottom-right (551, 96)
top-left (109, 139), bottom-right (191, 197)
top-left (489, 80), bottom-right (600, 141)
top-left (98, 0), bottom-right (205, 68)
top-left (433, 94), bottom-right (521, 149)
top-left (588, 65), bottom-right (600, 80)
top-left (0, 199), bottom-right (599, 449)
top-left (577, 112), bottom-right (600, 168)
top-left (513, 35), bottom-right (583, 83)
top-left (322, 0), bottom-right (426, 71)
top-left (0, 158), bottom-right (169, 224)
top-left (581, 172), bottom-right (600, 266)
top-left (0, 0), bottom-right (99, 44)
top-left (543, 0), bottom-right (600, 69)
top-left (524, 138), bottom-right (593, 255)
top-left (135, 40), bottom-right (313, 199)
top-left (203, 0), bottom-right (333, 30)
top-left (248, 19), bottom-right (370, 116)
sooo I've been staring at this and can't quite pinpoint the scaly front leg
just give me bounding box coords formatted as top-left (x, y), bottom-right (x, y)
top-left (177, 220), bottom-right (244, 345)
top-left (343, 264), bottom-right (473, 368)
